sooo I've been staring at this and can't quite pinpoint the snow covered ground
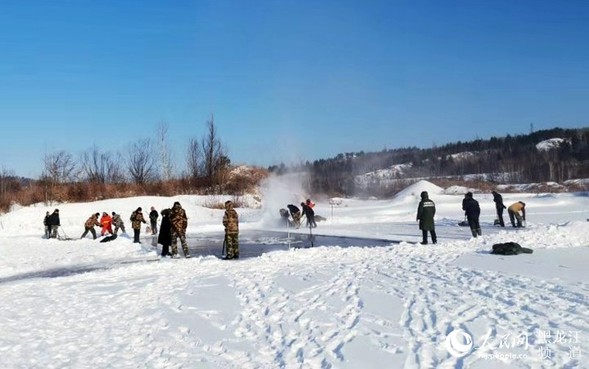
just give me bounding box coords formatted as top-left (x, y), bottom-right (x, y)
top-left (1, 179), bottom-right (588, 369)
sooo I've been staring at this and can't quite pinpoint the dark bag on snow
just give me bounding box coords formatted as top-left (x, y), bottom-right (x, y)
top-left (100, 234), bottom-right (118, 243)
top-left (491, 242), bottom-right (533, 255)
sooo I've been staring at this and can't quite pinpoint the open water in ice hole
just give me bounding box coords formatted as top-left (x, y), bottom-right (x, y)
top-left (147, 230), bottom-right (395, 259)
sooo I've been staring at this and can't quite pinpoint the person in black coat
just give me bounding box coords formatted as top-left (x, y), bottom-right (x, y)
top-left (47, 209), bottom-right (61, 239)
top-left (416, 191), bottom-right (437, 244)
top-left (287, 204), bottom-right (301, 228)
top-left (157, 209), bottom-right (172, 257)
top-left (301, 202), bottom-right (317, 228)
top-left (462, 192), bottom-right (481, 237)
top-left (492, 191), bottom-right (506, 227)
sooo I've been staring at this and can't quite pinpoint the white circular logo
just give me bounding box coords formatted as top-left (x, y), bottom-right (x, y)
top-left (445, 329), bottom-right (473, 358)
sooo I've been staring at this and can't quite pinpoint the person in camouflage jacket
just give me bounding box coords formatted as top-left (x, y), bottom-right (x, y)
top-left (111, 211), bottom-right (126, 234)
top-left (130, 207), bottom-right (146, 243)
top-left (169, 201), bottom-right (190, 258)
top-left (81, 212), bottom-right (101, 239)
top-left (222, 200), bottom-right (239, 259)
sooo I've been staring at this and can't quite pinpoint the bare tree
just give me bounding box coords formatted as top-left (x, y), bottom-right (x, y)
top-left (106, 152), bottom-right (126, 184)
top-left (157, 121), bottom-right (174, 181)
top-left (81, 145), bottom-right (110, 183)
top-left (201, 115), bottom-right (228, 189)
top-left (186, 137), bottom-right (202, 179)
top-left (43, 150), bottom-right (77, 184)
top-left (127, 139), bottom-right (157, 184)
top-left (0, 168), bottom-right (18, 205)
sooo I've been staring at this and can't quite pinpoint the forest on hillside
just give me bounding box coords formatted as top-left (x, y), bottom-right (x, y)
top-left (270, 127), bottom-right (589, 197)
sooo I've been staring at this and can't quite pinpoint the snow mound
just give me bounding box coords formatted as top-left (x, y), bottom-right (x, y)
top-left (444, 185), bottom-right (476, 195)
top-left (536, 138), bottom-right (567, 151)
top-left (394, 180), bottom-right (444, 201)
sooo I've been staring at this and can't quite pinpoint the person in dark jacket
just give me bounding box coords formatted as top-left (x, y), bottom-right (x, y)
top-left (287, 204), bottom-right (301, 229)
top-left (47, 209), bottom-right (61, 239)
top-left (462, 192), bottom-right (481, 237)
top-left (222, 200), bottom-right (239, 259)
top-left (492, 191), bottom-right (506, 227)
top-left (43, 211), bottom-right (51, 239)
top-left (130, 207), bottom-right (147, 243)
top-left (157, 208), bottom-right (172, 257)
top-left (301, 202), bottom-right (317, 228)
top-left (149, 206), bottom-right (159, 235)
top-left (416, 191), bottom-right (437, 244)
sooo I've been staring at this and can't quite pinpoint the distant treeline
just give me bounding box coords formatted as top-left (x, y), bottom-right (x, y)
top-left (269, 127), bottom-right (589, 197)
top-left (0, 117), bottom-right (267, 213)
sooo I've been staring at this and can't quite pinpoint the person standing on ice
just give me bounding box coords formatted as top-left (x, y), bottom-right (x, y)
top-left (111, 212), bottom-right (126, 234)
top-left (43, 211), bottom-right (51, 238)
top-left (508, 201), bottom-right (526, 228)
top-left (222, 200), bottom-right (239, 259)
top-left (130, 207), bottom-right (147, 243)
top-left (81, 213), bottom-right (101, 239)
top-left (157, 208), bottom-right (173, 257)
top-left (492, 191), bottom-right (506, 227)
top-left (301, 201), bottom-right (317, 228)
top-left (416, 191), bottom-right (437, 244)
top-left (48, 209), bottom-right (61, 238)
top-left (149, 206), bottom-right (159, 235)
top-left (462, 192), bottom-right (482, 237)
top-left (170, 201), bottom-right (190, 258)
top-left (100, 212), bottom-right (113, 236)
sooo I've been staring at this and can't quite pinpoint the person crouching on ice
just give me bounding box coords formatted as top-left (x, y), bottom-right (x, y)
top-left (508, 201), bottom-right (526, 228)
top-left (222, 200), bottom-right (239, 260)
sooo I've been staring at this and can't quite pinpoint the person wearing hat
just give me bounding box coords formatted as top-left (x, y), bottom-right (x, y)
top-left (112, 211), bottom-right (126, 234)
top-left (416, 191), bottom-right (437, 244)
top-left (81, 213), bottom-right (101, 239)
top-left (508, 201), bottom-right (526, 228)
top-left (158, 208), bottom-right (173, 257)
top-left (222, 200), bottom-right (239, 259)
top-left (462, 192), bottom-right (482, 237)
top-left (100, 212), bottom-right (113, 236)
top-left (492, 191), bottom-right (506, 227)
top-left (47, 209), bottom-right (61, 239)
top-left (301, 201), bottom-right (316, 228)
top-left (130, 207), bottom-right (147, 243)
top-left (170, 201), bottom-right (190, 258)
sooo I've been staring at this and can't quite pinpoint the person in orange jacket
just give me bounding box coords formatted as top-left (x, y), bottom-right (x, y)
top-left (100, 212), bottom-right (114, 236)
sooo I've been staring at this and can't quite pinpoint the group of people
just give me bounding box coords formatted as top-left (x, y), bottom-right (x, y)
top-left (46, 200), bottom-right (240, 260)
top-left (156, 200), bottom-right (240, 260)
top-left (280, 199), bottom-right (317, 229)
top-left (416, 190), bottom-right (528, 245)
top-left (81, 211), bottom-right (126, 240)
top-left (43, 209), bottom-right (61, 239)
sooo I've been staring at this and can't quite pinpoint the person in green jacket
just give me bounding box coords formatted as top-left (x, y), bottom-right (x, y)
top-left (416, 191), bottom-right (437, 244)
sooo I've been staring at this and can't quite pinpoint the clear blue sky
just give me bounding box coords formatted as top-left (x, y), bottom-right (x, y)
top-left (1, 0), bottom-right (588, 178)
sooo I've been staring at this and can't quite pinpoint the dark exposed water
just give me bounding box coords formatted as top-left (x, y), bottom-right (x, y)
top-left (148, 230), bottom-right (395, 259)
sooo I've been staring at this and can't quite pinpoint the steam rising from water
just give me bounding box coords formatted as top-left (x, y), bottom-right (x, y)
top-left (259, 173), bottom-right (309, 227)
